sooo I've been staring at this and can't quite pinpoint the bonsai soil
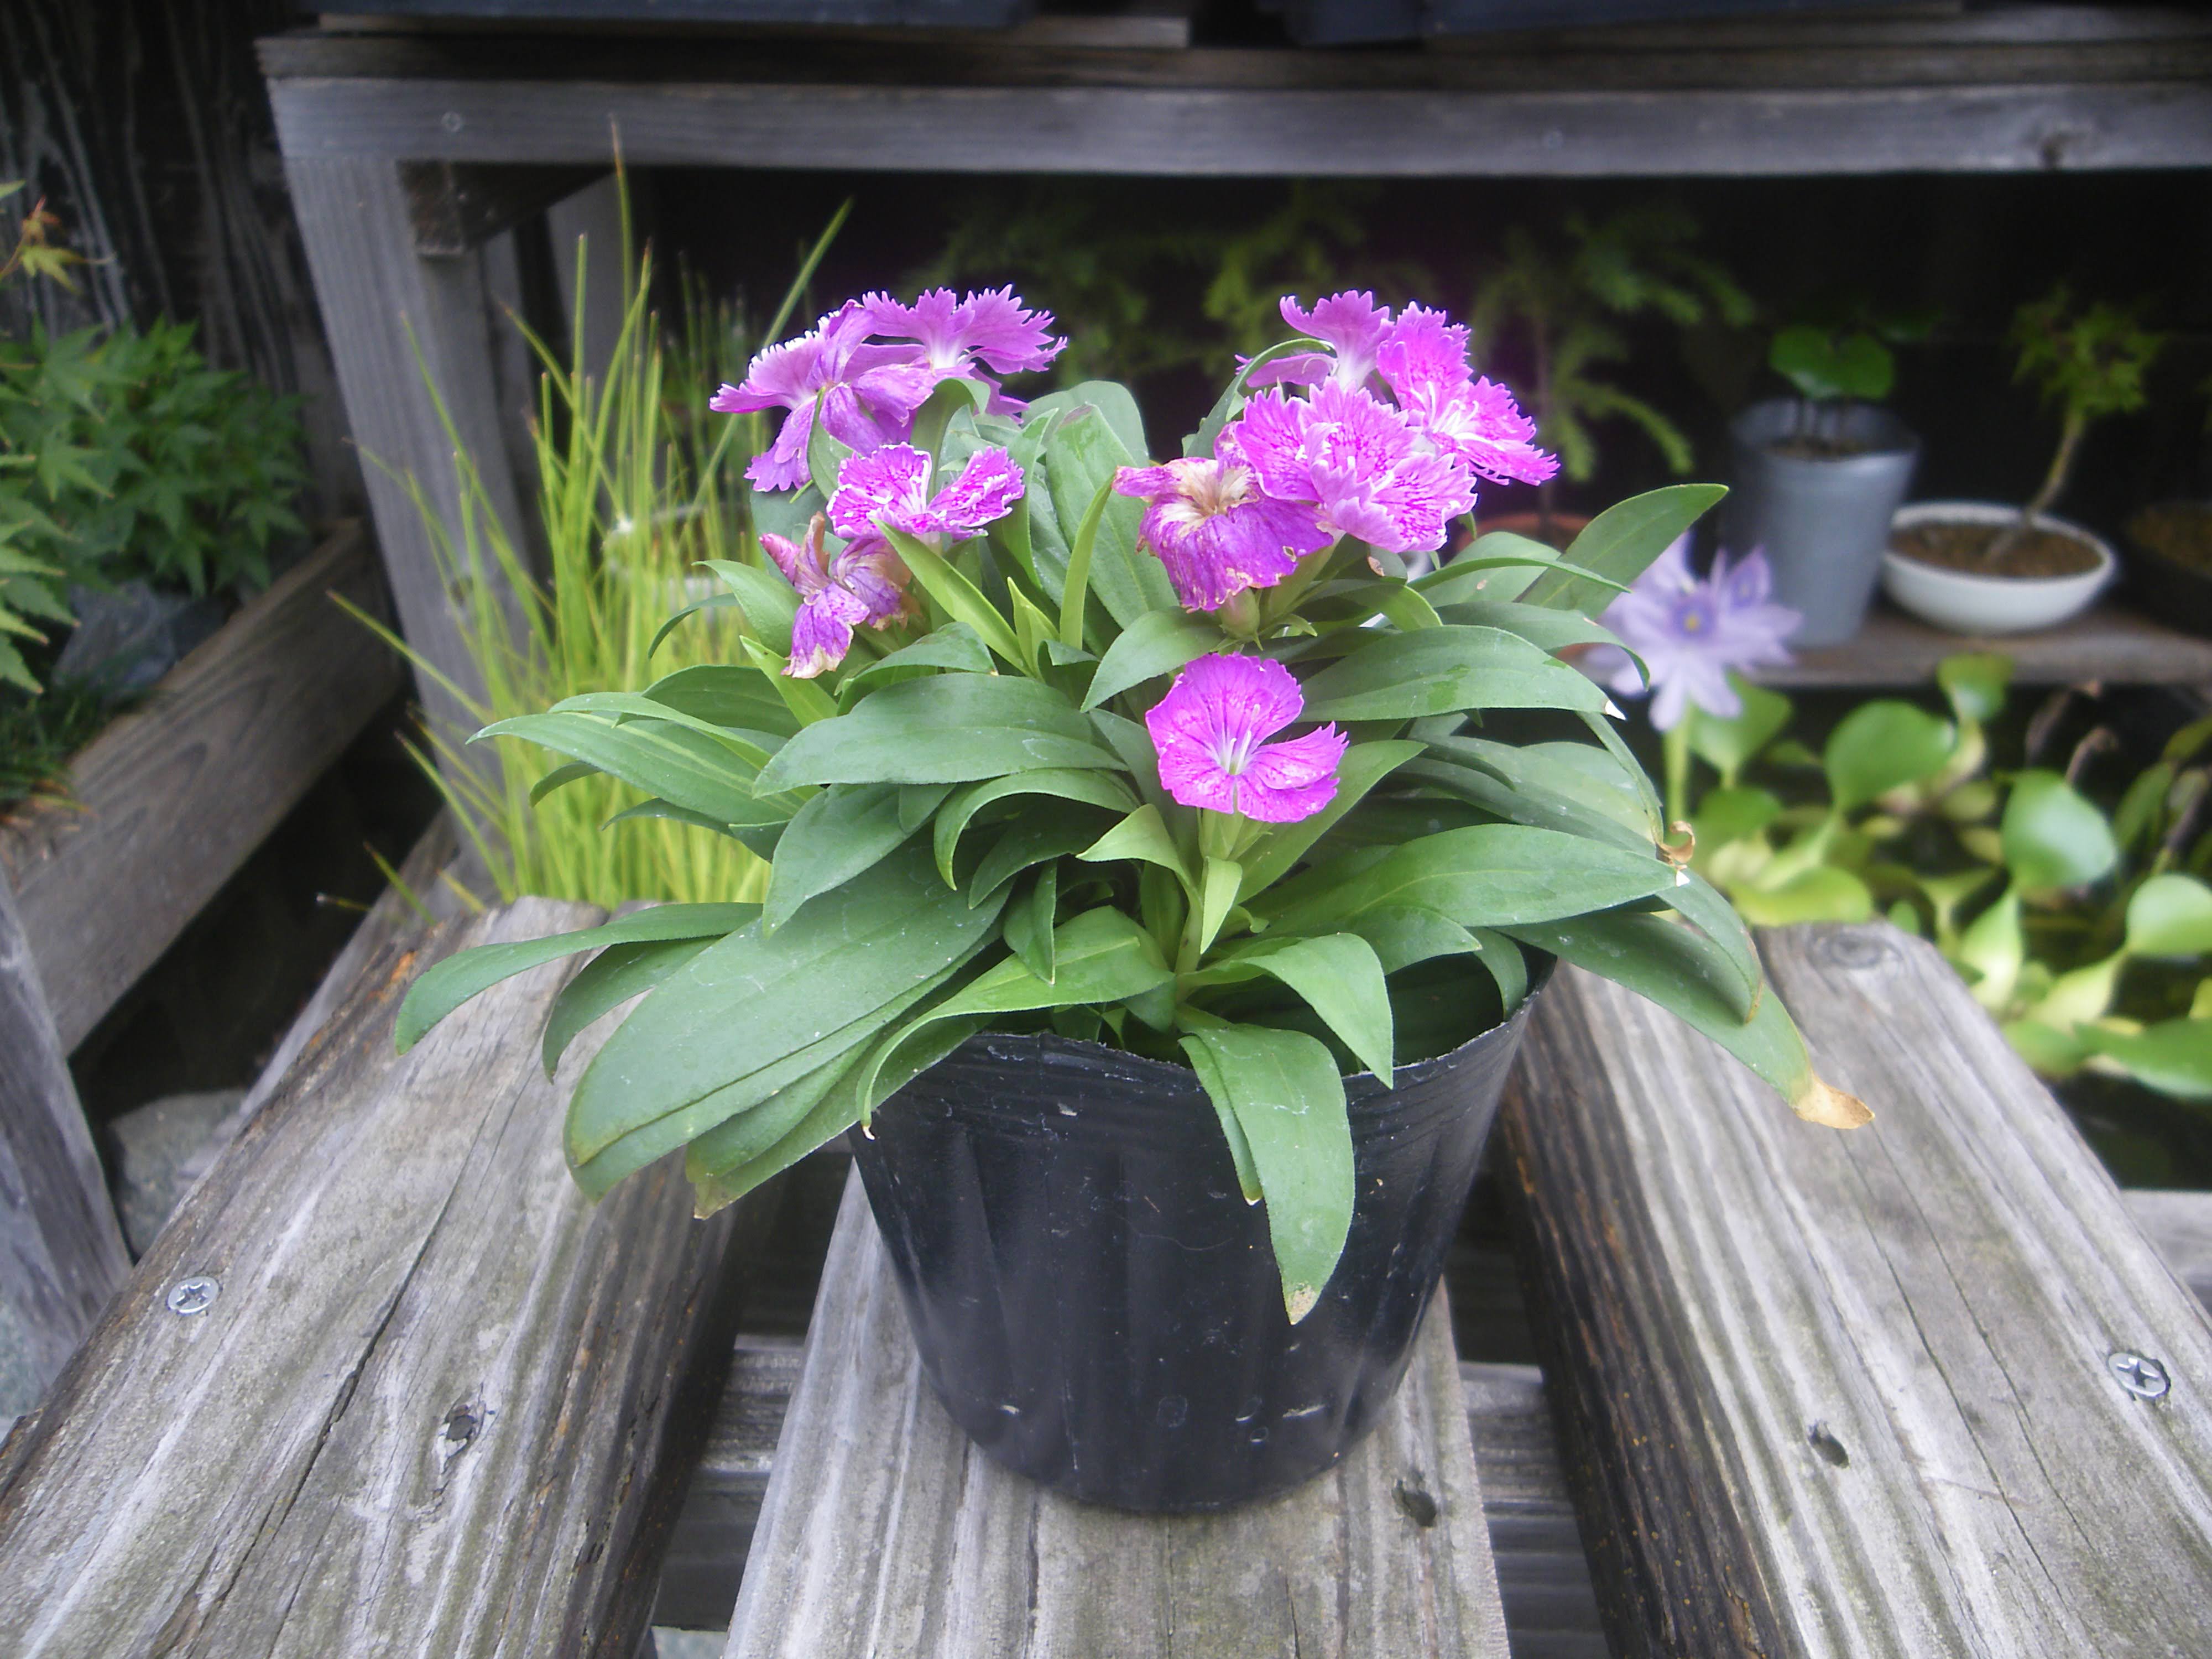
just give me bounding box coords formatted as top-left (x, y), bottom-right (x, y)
top-left (1891, 519), bottom-right (2103, 579)
top-left (2128, 503), bottom-right (2212, 574)
top-left (1764, 433), bottom-right (1881, 461)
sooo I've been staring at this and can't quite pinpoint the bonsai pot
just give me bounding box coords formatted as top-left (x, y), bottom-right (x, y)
top-left (1881, 500), bottom-right (2116, 635)
top-left (848, 973), bottom-right (1548, 1513)
top-left (1724, 397), bottom-right (1921, 647)
top-left (2123, 502), bottom-right (2212, 638)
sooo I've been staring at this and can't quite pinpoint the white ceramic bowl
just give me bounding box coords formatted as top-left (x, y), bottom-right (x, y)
top-left (1880, 501), bottom-right (2116, 635)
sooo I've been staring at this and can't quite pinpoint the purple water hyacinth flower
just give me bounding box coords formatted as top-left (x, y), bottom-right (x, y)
top-left (1113, 450), bottom-right (1332, 613)
top-left (1588, 536), bottom-right (1801, 730)
top-left (1375, 306), bottom-right (1559, 488)
top-left (860, 286), bottom-right (1066, 377)
top-left (1243, 291), bottom-right (1394, 391)
top-left (1145, 654), bottom-right (1347, 824)
top-left (827, 444), bottom-right (1025, 543)
top-left (1229, 383), bottom-right (1475, 555)
top-left (760, 514), bottom-right (914, 679)
top-left (713, 302), bottom-right (937, 492)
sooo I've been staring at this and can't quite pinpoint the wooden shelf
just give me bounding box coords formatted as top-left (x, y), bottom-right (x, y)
top-left (1752, 601), bottom-right (2212, 690)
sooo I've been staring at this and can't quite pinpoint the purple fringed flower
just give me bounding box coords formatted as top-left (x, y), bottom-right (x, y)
top-left (713, 302), bottom-right (937, 493)
top-left (761, 514), bottom-right (914, 679)
top-left (1145, 654), bottom-right (1347, 825)
top-left (1228, 383), bottom-right (1474, 556)
top-left (1113, 452), bottom-right (1332, 613)
top-left (1588, 536), bottom-right (1801, 730)
top-left (1244, 290), bottom-right (1394, 391)
top-left (827, 444), bottom-right (1025, 544)
top-left (1375, 306), bottom-right (1559, 488)
top-left (861, 286), bottom-right (1065, 377)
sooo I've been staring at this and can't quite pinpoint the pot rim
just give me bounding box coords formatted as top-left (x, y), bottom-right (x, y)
top-left (1730, 395), bottom-right (1921, 461)
top-left (1885, 500), bottom-right (2116, 591)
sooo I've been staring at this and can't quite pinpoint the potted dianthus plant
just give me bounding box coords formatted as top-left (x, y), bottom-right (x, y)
top-left (1884, 286), bottom-right (2161, 635)
top-left (399, 286), bottom-right (1868, 1512)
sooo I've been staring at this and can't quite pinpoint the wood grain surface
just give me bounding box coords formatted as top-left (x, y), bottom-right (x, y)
top-left (1754, 603), bottom-right (2212, 690)
top-left (0, 900), bottom-right (752, 1658)
top-left (2127, 1188), bottom-right (2212, 1312)
top-left (1501, 923), bottom-right (2212, 1657)
top-left (0, 524), bottom-right (401, 1051)
top-left (0, 878), bottom-right (130, 1396)
top-left (721, 1169), bottom-right (1512, 1659)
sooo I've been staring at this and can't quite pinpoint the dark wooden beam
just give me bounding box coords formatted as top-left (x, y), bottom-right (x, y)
top-left (401, 159), bottom-right (604, 255)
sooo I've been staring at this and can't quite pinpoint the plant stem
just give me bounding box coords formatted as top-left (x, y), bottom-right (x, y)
top-left (1662, 721), bottom-right (1692, 826)
top-left (1983, 409), bottom-right (2085, 567)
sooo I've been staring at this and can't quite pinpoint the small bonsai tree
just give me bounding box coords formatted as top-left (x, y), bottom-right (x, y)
top-left (1987, 285), bottom-right (2163, 564)
top-left (1470, 203), bottom-right (1752, 540)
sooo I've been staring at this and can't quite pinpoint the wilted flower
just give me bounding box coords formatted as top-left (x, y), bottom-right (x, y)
top-left (1145, 654), bottom-right (1347, 823)
top-left (1588, 536), bottom-right (1800, 730)
top-left (761, 514), bottom-right (913, 679)
top-left (1113, 450), bottom-right (1332, 613)
top-left (713, 302), bottom-right (937, 492)
top-left (1229, 383), bottom-right (1474, 555)
top-left (828, 444), bottom-right (1025, 544)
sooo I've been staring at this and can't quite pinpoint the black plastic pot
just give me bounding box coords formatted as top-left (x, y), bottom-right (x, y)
top-left (848, 978), bottom-right (1547, 1512)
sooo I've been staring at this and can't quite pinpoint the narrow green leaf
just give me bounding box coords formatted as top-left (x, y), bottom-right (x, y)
top-left (397, 904), bottom-right (758, 1052)
top-left (644, 662), bottom-right (801, 735)
top-left (1299, 626), bottom-right (1609, 724)
top-left (1192, 933), bottom-right (1395, 1082)
top-left (1237, 740), bottom-right (1425, 901)
top-left (739, 637), bottom-right (841, 726)
top-left (1197, 857), bottom-right (1242, 955)
top-left (764, 784), bottom-right (914, 930)
top-left (1004, 863), bottom-right (1059, 982)
top-left (476, 712), bottom-right (781, 827)
top-left (531, 760), bottom-right (597, 805)
top-left (839, 622), bottom-right (994, 698)
top-left (1060, 477), bottom-right (1113, 649)
top-left (935, 768), bottom-right (1138, 887)
top-left (1082, 610), bottom-right (1222, 711)
top-left (542, 937), bottom-right (716, 1078)
top-left (879, 526), bottom-right (1029, 670)
top-left (700, 559), bottom-right (800, 654)
top-left (1522, 484), bottom-right (1728, 613)
top-left (1079, 804), bottom-right (1194, 891)
top-left (1180, 1025), bottom-right (1352, 1323)
top-left (968, 805), bottom-right (1119, 904)
top-left (757, 672), bottom-right (1120, 790)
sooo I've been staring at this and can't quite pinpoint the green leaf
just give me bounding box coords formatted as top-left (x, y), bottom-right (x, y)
top-left (1079, 803), bottom-right (1194, 890)
top-left (1344, 906), bottom-right (1479, 975)
top-left (1685, 678), bottom-right (1794, 783)
top-left (1237, 740), bottom-right (1425, 901)
top-left (899, 783), bottom-right (954, 833)
top-left (1431, 598), bottom-right (1632, 660)
top-left (1059, 477), bottom-right (1113, 649)
top-left (475, 712), bottom-right (787, 827)
top-left (1416, 531), bottom-right (1564, 604)
top-left (1732, 866), bottom-right (1875, 927)
top-left (644, 663), bottom-right (802, 736)
top-left (1936, 652), bottom-right (2013, 725)
top-left (765, 784), bottom-right (915, 930)
top-left (1193, 933), bottom-right (1394, 1081)
top-left (935, 768), bottom-right (1138, 886)
top-left (566, 847), bottom-right (1005, 1193)
top-left (541, 937), bottom-right (717, 1078)
top-left (1954, 883), bottom-right (2025, 1011)
top-left (1504, 909), bottom-right (1870, 1128)
top-left (807, 420), bottom-right (853, 500)
top-left (1197, 857), bottom-right (1243, 956)
top-left (2124, 873), bottom-right (2212, 958)
top-left (1261, 824), bottom-right (1676, 936)
top-left (1179, 1025), bottom-right (1352, 1323)
top-left (1004, 862), bottom-right (1059, 982)
top-left (1692, 785), bottom-right (1783, 852)
top-left (2074, 1019), bottom-right (2212, 1102)
top-left (969, 805), bottom-right (1118, 905)
top-left (1824, 701), bottom-right (1955, 811)
top-left (2001, 770), bottom-right (2119, 892)
top-left (740, 638), bottom-right (841, 726)
top-left (879, 526), bottom-right (1028, 671)
top-left (685, 1050), bottom-right (867, 1204)
top-left (397, 904), bottom-right (758, 1052)
top-left (851, 907), bottom-right (1172, 1114)
top-left (840, 622), bottom-right (995, 698)
top-left (1425, 734), bottom-right (1661, 842)
top-left (1038, 399), bottom-right (1177, 628)
top-left (756, 672), bottom-right (1121, 790)
top-left (1082, 610), bottom-right (1222, 711)
top-left (531, 760), bottom-right (597, 805)
top-left (700, 559), bottom-right (800, 655)
top-left (1522, 485), bottom-right (1729, 613)
top-left (1298, 626), bottom-right (1609, 724)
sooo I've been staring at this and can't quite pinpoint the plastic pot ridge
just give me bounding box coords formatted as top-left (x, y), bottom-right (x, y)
top-left (849, 978), bottom-right (1547, 1512)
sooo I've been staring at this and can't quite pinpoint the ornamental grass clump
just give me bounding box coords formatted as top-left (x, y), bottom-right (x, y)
top-left (400, 285), bottom-right (1868, 1319)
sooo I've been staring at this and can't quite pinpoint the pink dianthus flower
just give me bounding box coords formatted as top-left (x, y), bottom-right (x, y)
top-left (1113, 450), bottom-right (1331, 613)
top-left (1228, 384), bottom-right (1474, 556)
top-left (1145, 654), bottom-right (1345, 825)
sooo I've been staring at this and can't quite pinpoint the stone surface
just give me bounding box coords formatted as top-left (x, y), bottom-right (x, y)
top-left (103, 1088), bottom-right (246, 1259)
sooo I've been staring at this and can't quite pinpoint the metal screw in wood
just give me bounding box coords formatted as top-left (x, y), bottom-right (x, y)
top-left (2108, 1350), bottom-right (2170, 1400)
top-left (165, 1276), bottom-right (220, 1317)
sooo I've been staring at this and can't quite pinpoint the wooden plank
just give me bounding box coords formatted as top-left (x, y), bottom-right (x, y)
top-left (0, 524), bottom-right (403, 1052)
top-left (0, 878), bottom-right (131, 1398)
top-left (664, 1333), bottom-right (1603, 1653)
top-left (1500, 924), bottom-right (2212, 1658)
top-left (1753, 602), bottom-right (2212, 689)
top-left (2126, 1188), bottom-right (2212, 1311)
top-left (0, 900), bottom-right (755, 1657)
top-left (265, 72), bottom-right (2212, 176)
top-left (281, 155), bottom-right (535, 759)
top-left (720, 1168), bottom-right (1511, 1659)
top-left (401, 159), bottom-right (605, 254)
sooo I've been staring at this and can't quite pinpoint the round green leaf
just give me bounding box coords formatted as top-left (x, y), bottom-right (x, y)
top-left (1686, 679), bottom-right (1793, 781)
top-left (2000, 770), bottom-right (2119, 893)
top-left (2124, 873), bottom-right (2212, 958)
top-left (1936, 652), bottom-right (2012, 725)
top-left (1823, 701), bottom-right (1955, 812)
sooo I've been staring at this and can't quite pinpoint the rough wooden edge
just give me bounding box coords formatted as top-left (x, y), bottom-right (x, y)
top-left (0, 523), bottom-right (403, 1049)
top-left (2127, 1188), bottom-right (2212, 1311)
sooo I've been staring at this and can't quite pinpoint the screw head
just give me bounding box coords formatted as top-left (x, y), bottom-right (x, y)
top-left (165, 1276), bottom-right (220, 1317)
top-left (2109, 1350), bottom-right (2169, 1400)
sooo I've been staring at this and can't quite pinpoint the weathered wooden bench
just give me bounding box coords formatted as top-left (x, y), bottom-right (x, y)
top-left (4, 875), bottom-right (2210, 1656)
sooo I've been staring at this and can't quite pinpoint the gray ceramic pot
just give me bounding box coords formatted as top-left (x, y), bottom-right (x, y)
top-left (1725, 398), bottom-right (1921, 647)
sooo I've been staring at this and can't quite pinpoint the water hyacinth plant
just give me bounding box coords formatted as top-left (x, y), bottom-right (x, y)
top-left (398, 287), bottom-right (1869, 1321)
